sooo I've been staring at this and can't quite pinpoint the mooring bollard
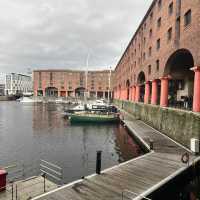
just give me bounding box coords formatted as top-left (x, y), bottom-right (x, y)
top-left (150, 139), bottom-right (154, 150)
top-left (96, 151), bottom-right (102, 175)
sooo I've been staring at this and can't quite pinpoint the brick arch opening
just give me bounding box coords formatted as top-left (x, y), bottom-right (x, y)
top-left (164, 49), bottom-right (194, 109)
top-left (137, 71), bottom-right (146, 102)
top-left (45, 87), bottom-right (58, 97)
top-left (75, 87), bottom-right (85, 98)
top-left (126, 80), bottom-right (130, 100)
top-left (137, 71), bottom-right (146, 85)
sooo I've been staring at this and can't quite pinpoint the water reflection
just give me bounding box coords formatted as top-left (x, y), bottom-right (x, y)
top-left (0, 102), bottom-right (143, 183)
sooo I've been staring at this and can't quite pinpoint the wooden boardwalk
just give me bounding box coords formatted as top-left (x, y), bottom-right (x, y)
top-left (33, 111), bottom-right (198, 200)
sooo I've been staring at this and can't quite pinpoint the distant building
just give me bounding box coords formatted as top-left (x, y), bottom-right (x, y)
top-left (33, 69), bottom-right (114, 99)
top-left (5, 73), bottom-right (32, 96)
top-left (0, 73), bottom-right (6, 96)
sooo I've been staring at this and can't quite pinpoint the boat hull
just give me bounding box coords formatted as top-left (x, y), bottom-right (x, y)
top-left (69, 114), bottom-right (119, 124)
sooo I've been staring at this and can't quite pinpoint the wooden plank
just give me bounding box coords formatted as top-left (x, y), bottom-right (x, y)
top-left (34, 113), bottom-right (196, 200)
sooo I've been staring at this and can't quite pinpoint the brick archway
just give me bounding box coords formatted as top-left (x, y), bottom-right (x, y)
top-left (163, 49), bottom-right (194, 109)
top-left (45, 87), bottom-right (58, 97)
top-left (136, 71), bottom-right (146, 102)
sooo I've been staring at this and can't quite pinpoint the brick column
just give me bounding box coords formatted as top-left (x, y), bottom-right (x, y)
top-left (132, 86), bottom-right (136, 102)
top-left (151, 79), bottom-right (158, 105)
top-left (43, 89), bottom-right (45, 97)
top-left (135, 85), bottom-right (140, 102)
top-left (144, 81), bottom-right (150, 104)
top-left (192, 67), bottom-right (200, 112)
top-left (160, 77), bottom-right (169, 107)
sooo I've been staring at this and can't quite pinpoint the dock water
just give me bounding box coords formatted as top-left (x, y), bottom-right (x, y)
top-left (31, 109), bottom-right (199, 200)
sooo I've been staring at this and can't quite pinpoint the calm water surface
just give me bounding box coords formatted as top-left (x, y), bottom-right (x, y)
top-left (0, 101), bottom-right (143, 183)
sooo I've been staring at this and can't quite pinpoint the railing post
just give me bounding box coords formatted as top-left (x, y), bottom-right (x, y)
top-left (12, 184), bottom-right (14, 200)
top-left (150, 139), bottom-right (154, 150)
top-left (42, 173), bottom-right (46, 193)
top-left (15, 185), bottom-right (17, 200)
top-left (96, 151), bottom-right (102, 175)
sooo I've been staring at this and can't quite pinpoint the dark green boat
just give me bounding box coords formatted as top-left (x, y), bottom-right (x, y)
top-left (69, 112), bottom-right (120, 124)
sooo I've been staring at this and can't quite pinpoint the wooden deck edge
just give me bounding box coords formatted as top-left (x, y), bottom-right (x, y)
top-left (134, 156), bottom-right (200, 200)
top-left (119, 107), bottom-right (192, 153)
top-left (122, 120), bottom-right (151, 152)
top-left (32, 152), bottom-right (154, 200)
top-left (140, 120), bottom-right (192, 153)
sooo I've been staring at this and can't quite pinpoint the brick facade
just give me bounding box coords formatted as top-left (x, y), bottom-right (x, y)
top-left (33, 69), bottom-right (114, 98)
top-left (114, 0), bottom-right (200, 112)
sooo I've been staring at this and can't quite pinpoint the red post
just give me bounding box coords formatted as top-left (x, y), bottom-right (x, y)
top-left (135, 85), bottom-right (141, 102)
top-left (144, 81), bottom-right (150, 104)
top-left (160, 77), bottom-right (169, 107)
top-left (132, 86), bottom-right (136, 102)
top-left (192, 67), bottom-right (200, 112)
top-left (151, 79), bottom-right (158, 105)
top-left (0, 169), bottom-right (7, 191)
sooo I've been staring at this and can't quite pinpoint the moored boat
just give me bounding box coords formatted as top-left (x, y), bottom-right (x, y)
top-left (69, 112), bottom-right (120, 124)
top-left (18, 97), bottom-right (42, 103)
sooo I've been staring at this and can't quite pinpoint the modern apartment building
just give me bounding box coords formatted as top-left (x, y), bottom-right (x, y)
top-left (5, 73), bottom-right (32, 96)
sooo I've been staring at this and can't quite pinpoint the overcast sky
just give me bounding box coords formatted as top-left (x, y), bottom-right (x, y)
top-left (0, 0), bottom-right (152, 74)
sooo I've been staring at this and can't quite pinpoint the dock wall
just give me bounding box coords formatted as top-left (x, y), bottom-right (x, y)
top-left (114, 99), bottom-right (200, 148)
top-left (0, 96), bottom-right (16, 101)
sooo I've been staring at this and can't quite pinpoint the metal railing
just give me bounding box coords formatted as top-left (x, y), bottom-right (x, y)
top-left (0, 160), bottom-right (62, 199)
top-left (40, 159), bottom-right (63, 185)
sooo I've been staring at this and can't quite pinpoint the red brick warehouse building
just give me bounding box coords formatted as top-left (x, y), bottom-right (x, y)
top-left (33, 69), bottom-right (114, 99)
top-left (113, 0), bottom-right (200, 112)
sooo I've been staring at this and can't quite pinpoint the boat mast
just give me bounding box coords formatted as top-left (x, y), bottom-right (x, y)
top-left (85, 52), bottom-right (90, 103)
top-left (108, 67), bottom-right (112, 104)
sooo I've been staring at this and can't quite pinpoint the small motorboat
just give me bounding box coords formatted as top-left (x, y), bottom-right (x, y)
top-left (18, 97), bottom-right (42, 103)
top-left (64, 104), bottom-right (86, 118)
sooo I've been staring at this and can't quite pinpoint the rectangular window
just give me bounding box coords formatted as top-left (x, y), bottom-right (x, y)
top-left (168, 2), bottom-right (173, 15)
top-left (149, 47), bottom-right (152, 57)
top-left (156, 60), bottom-right (160, 71)
top-left (149, 29), bottom-right (153, 38)
top-left (148, 65), bottom-right (151, 75)
top-left (143, 37), bottom-right (146, 46)
top-left (158, 0), bottom-right (162, 9)
top-left (167, 27), bottom-right (172, 41)
top-left (157, 39), bottom-right (161, 50)
top-left (157, 17), bottom-right (161, 28)
top-left (150, 12), bottom-right (153, 22)
top-left (184, 10), bottom-right (192, 27)
top-left (143, 52), bottom-right (146, 61)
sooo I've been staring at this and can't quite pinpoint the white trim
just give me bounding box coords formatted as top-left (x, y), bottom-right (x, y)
top-left (123, 120), bottom-right (151, 151)
top-left (140, 121), bottom-right (192, 153)
top-left (32, 152), bottom-right (154, 199)
top-left (133, 156), bottom-right (200, 200)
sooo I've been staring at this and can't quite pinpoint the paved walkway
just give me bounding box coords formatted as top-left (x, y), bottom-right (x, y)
top-left (33, 111), bottom-right (198, 200)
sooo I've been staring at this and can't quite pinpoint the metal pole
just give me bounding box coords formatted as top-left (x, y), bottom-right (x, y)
top-left (43, 173), bottom-right (46, 193)
top-left (150, 139), bottom-right (154, 150)
top-left (96, 151), bottom-right (102, 175)
top-left (12, 184), bottom-right (14, 200)
top-left (15, 185), bottom-right (17, 200)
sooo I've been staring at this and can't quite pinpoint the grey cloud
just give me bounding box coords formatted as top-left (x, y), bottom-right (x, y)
top-left (0, 0), bottom-right (152, 73)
